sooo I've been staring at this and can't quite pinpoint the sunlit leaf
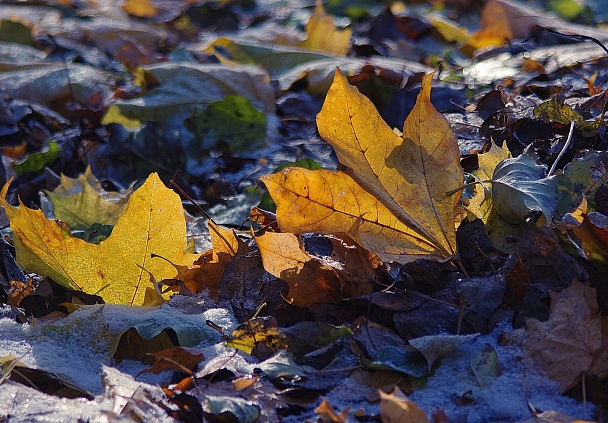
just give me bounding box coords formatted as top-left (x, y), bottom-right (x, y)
top-left (534, 97), bottom-right (599, 136)
top-left (1, 173), bottom-right (198, 305)
top-left (164, 220), bottom-right (249, 297)
top-left (265, 70), bottom-right (462, 264)
top-left (256, 231), bottom-right (370, 306)
top-left (122, 0), bottom-right (157, 18)
top-left (467, 143), bottom-right (511, 223)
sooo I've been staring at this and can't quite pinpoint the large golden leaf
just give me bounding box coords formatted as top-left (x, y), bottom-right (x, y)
top-left (264, 70), bottom-right (462, 263)
top-left (263, 169), bottom-right (445, 262)
top-left (0, 173), bottom-right (198, 305)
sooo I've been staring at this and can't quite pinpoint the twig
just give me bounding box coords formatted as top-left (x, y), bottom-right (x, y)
top-left (548, 121), bottom-right (575, 177)
top-left (531, 26), bottom-right (608, 56)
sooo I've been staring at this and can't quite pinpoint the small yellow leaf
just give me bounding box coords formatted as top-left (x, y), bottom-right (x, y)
top-left (1, 173), bottom-right (198, 305)
top-left (467, 143), bottom-right (511, 223)
top-left (301, 2), bottom-right (351, 56)
top-left (122, 0), bottom-right (157, 18)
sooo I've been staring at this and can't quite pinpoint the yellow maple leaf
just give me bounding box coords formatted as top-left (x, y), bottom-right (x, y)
top-left (0, 173), bottom-right (198, 305)
top-left (263, 70), bottom-right (463, 264)
top-left (300, 1), bottom-right (351, 56)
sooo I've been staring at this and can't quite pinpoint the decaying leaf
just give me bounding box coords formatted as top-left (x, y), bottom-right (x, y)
top-left (470, 343), bottom-right (500, 387)
top-left (408, 334), bottom-right (478, 372)
top-left (255, 231), bottom-right (371, 307)
top-left (534, 97), bottom-right (599, 136)
top-left (164, 220), bottom-right (249, 297)
top-left (138, 346), bottom-right (204, 376)
top-left (0, 173), bottom-right (198, 305)
top-left (380, 387), bottom-right (430, 423)
top-left (264, 70), bottom-right (463, 264)
top-left (227, 317), bottom-right (288, 356)
top-left (524, 279), bottom-right (608, 393)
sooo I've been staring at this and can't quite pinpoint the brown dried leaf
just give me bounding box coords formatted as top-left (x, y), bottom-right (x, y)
top-left (138, 347), bottom-right (204, 376)
top-left (524, 279), bottom-right (608, 393)
top-left (380, 387), bottom-right (429, 423)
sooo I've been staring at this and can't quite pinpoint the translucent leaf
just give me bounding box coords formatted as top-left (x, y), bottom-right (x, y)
top-left (1, 173), bottom-right (198, 305)
top-left (264, 70), bottom-right (463, 264)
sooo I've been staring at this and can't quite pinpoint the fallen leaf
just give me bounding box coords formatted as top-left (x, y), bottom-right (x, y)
top-left (318, 70), bottom-right (462, 261)
top-left (102, 63), bottom-right (275, 128)
top-left (13, 141), bottom-right (60, 175)
top-left (264, 70), bottom-right (463, 264)
top-left (491, 154), bottom-right (558, 224)
top-left (43, 166), bottom-right (131, 230)
top-left (301, 2), bottom-right (352, 56)
top-left (534, 97), bottom-right (599, 136)
top-left (470, 343), bottom-right (500, 387)
top-left (409, 334), bottom-right (478, 372)
top-left (164, 220), bottom-right (250, 297)
top-left (206, 395), bottom-right (260, 423)
top-left (557, 212), bottom-right (608, 269)
top-left (255, 231), bottom-right (371, 306)
top-left (138, 347), bottom-right (204, 376)
top-left (122, 0), bottom-right (157, 18)
top-left (7, 278), bottom-right (35, 307)
top-left (9, 365), bottom-right (93, 400)
top-left (1, 173), bottom-right (198, 305)
top-left (380, 387), bottom-right (430, 423)
top-left (466, 143), bottom-right (511, 222)
top-left (227, 317), bottom-right (288, 356)
top-left (114, 327), bottom-right (178, 365)
top-left (524, 279), bottom-right (608, 393)
top-left (315, 398), bottom-right (349, 423)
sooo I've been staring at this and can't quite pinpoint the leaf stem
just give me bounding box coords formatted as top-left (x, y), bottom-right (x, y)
top-left (548, 121), bottom-right (575, 177)
top-left (446, 178), bottom-right (493, 197)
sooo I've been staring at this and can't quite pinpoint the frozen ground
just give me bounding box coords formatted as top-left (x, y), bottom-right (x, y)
top-left (0, 302), bottom-right (594, 422)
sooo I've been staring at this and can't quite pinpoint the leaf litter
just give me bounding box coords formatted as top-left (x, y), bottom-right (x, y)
top-left (1, 0), bottom-right (608, 421)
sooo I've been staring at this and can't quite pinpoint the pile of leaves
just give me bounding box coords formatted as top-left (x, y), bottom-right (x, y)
top-left (2, 0), bottom-right (608, 421)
